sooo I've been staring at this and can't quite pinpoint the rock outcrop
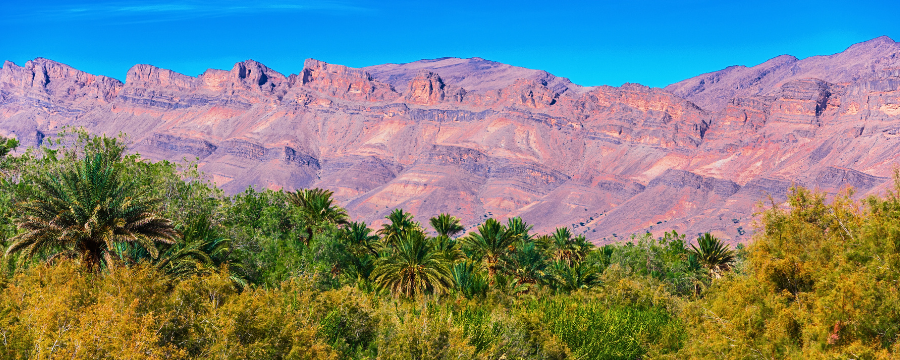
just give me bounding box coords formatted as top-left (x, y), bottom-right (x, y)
top-left (2, 36), bottom-right (899, 244)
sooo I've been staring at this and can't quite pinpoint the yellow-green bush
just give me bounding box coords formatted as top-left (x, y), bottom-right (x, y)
top-left (677, 184), bottom-right (900, 359)
top-left (0, 262), bottom-right (339, 360)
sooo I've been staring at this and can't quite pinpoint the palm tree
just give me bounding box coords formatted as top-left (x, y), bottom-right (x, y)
top-left (165, 215), bottom-right (247, 286)
top-left (342, 221), bottom-right (380, 257)
top-left (371, 230), bottom-right (453, 297)
top-left (543, 227), bottom-right (593, 265)
top-left (286, 188), bottom-right (349, 245)
top-left (340, 221), bottom-right (380, 282)
top-left (461, 218), bottom-right (519, 281)
top-left (690, 233), bottom-right (735, 278)
top-left (501, 240), bottom-right (548, 286)
top-left (6, 151), bottom-right (177, 271)
top-left (377, 209), bottom-right (420, 247)
top-left (450, 261), bottom-right (489, 299)
top-left (505, 217), bottom-right (533, 245)
top-left (429, 213), bottom-right (465, 262)
top-left (549, 260), bottom-right (601, 292)
top-left (429, 213), bottom-right (465, 239)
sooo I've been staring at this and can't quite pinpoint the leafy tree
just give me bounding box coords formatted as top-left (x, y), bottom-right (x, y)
top-left (287, 188), bottom-right (348, 245)
top-left (221, 188), bottom-right (302, 286)
top-left (5, 139), bottom-right (177, 271)
top-left (0, 136), bottom-right (18, 161)
top-left (371, 230), bottom-right (452, 297)
top-left (690, 232), bottom-right (734, 278)
top-left (461, 218), bottom-right (518, 281)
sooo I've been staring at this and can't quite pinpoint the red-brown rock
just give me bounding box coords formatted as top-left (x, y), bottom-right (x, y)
top-left (2, 36), bottom-right (899, 244)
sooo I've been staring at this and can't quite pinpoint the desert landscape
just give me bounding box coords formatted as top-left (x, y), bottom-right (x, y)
top-left (2, 36), bottom-right (899, 242)
top-left (2, 1), bottom-right (900, 357)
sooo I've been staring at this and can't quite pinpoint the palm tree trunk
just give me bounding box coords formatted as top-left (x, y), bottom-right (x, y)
top-left (304, 226), bottom-right (314, 246)
top-left (487, 258), bottom-right (497, 286)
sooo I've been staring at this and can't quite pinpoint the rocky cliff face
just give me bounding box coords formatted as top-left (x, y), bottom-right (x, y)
top-left (2, 36), bottom-right (899, 243)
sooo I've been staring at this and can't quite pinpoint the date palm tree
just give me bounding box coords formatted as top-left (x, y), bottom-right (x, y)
top-left (690, 232), bottom-right (735, 278)
top-left (430, 213), bottom-right (465, 262)
top-left (342, 221), bottom-right (380, 257)
top-left (429, 213), bottom-right (465, 239)
top-left (501, 240), bottom-right (548, 286)
top-left (450, 261), bottom-right (489, 299)
top-left (543, 227), bottom-right (593, 265)
top-left (341, 221), bottom-right (380, 282)
top-left (461, 218), bottom-right (519, 281)
top-left (286, 188), bottom-right (348, 246)
top-left (505, 217), bottom-right (533, 245)
top-left (6, 151), bottom-right (177, 271)
top-left (371, 230), bottom-right (452, 297)
top-left (116, 214), bottom-right (248, 287)
top-left (377, 208), bottom-right (420, 247)
top-left (549, 260), bottom-right (601, 292)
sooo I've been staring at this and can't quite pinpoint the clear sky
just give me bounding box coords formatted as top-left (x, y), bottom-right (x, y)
top-left (2, 0), bottom-right (898, 88)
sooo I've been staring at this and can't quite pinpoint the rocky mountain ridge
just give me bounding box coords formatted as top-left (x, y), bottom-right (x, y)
top-left (2, 36), bottom-right (899, 243)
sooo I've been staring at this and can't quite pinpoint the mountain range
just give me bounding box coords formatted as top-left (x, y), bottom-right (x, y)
top-left (2, 36), bottom-right (899, 243)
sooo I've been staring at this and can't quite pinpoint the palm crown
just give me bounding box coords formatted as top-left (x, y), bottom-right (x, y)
top-left (287, 188), bottom-right (348, 245)
top-left (377, 209), bottom-right (420, 247)
top-left (429, 213), bottom-right (465, 239)
top-left (6, 150), bottom-right (177, 271)
top-left (690, 233), bottom-right (735, 277)
top-left (461, 218), bottom-right (519, 279)
top-left (371, 230), bottom-right (452, 297)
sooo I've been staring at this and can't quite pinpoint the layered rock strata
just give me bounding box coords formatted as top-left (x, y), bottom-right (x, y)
top-left (2, 36), bottom-right (899, 243)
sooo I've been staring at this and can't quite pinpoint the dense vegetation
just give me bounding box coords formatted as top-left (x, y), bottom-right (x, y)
top-left (0, 130), bottom-right (898, 359)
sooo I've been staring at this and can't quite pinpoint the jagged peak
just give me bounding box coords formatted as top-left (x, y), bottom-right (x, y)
top-left (230, 59), bottom-right (286, 80)
top-left (301, 58), bottom-right (373, 81)
top-left (125, 63), bottom-right (197, 87)
top-left (1, 57), bottom-right (123, 86)
top-left (758, 54), bottom-right (800, 67)
top-left (619, 83), bottom-right (652, 91)
top-left (411, 69), bottom-right (442, 79)
top-left (848, 35), bottom-right (897, 49)
top-left (303, 58), bottom-right (328, 69)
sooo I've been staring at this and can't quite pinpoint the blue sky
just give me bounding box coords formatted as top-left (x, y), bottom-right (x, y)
top-left (2, 0), bottom-right (898, 88)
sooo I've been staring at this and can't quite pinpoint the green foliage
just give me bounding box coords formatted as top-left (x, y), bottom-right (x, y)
top-left (461, 218), bottom-right (519, 279)
top-left (287, 188), bottom-right (349, 245)
top-left (5, 129), bottom-right (900, 358)
top-left (378, 208), bottom-right (420, 247)
top-left (430, 214), bottom-right (466, 262)
top-left (372, 230), bottom-right (453, 297)
top-left (548, 260), bottom-right (602, 292)
top-left (541, 227), bottom-right (595, 266)
top-left (0, 136), bottom-right (18, 159)
top-left (451, 261), bottom-right (489, 299)
top-left (502, 240), bottom-right (549, 286)
top-left (6, 135), bottom-right (177, 271)
top-left (608, 231), bottom-right (710, 296)
top-left (429, 213), bottom-right (465, 239)
top-left (690, 232), bottom-right (735, 277)
top-left (537, 298), bottom-right (683, 359)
